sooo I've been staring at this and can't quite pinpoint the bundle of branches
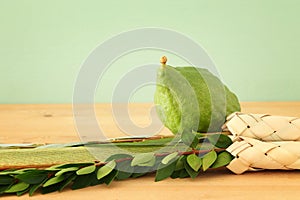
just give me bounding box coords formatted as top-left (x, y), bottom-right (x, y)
top-left (1, 113), bottom-right (300, 196)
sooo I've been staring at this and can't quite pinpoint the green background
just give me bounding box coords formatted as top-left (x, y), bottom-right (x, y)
top-left (1, 0), bottom-right (299, 103)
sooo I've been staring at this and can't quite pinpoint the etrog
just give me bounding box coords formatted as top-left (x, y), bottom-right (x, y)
top-left (154, 56), bottom-right (240, 134)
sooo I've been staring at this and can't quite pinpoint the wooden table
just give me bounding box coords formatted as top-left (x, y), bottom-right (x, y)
top-left (1, 102), bottom-right (300, 199)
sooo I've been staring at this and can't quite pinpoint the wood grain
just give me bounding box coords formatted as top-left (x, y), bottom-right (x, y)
top-left (1, 102), bottom-right (300, 199)
top-left (1, 102), bottom-right (299, 144)
top-left (0, 103), bottom-right (171, 144)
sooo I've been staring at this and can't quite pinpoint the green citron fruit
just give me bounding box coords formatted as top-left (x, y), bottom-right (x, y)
top-left (154, 56), bottom-right (240, 134)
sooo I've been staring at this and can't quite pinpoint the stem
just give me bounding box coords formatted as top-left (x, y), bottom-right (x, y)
top-left (160, 56), bottom-right (167, 67)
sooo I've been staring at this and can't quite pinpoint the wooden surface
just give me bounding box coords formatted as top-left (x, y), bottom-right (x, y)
top-left (1, 102), bottom-right (300, 199)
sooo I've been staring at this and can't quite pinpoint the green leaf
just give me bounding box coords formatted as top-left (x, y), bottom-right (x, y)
top-left (187, 154), bottom-right (202, 171)
top-left (207, 134), bottom-right (232, 148)
top-left (105, 153), bottom-right (133, 162)
top-left (0, 170), bottom-right (15, 175)
top-left (0, 175), bottom-right (14, 185)
top-left (131, 165), bottom-right (151, 178)
top-left (131, 153), bottom-right (155, 167)
top-left (55, 167), bottom-right (79, 177)
top-left (43, 175), bottom-right (65, 187)
top-left (90, 172), bottom-right (103, 186)
top-left (202, 150), bottom-right (217, 171)
top-left (58, 174), bottom-right (77, 191)
top-left (16, 186), bottom-right (30, 196)
top-left (47, 163), bottom-right (92, 170)
top-left (183, 156), bottom-right (199, 178)
top-left (42, 172), bottom-right (76, 194)
top-left (41, 183), bottom-right (62, 194)
top-left (116, 171), bottom-right (132, 180)
top-left (5, 182), bottom-right (30, 193)
top-left (16, 170), bottom-right (49, 184)
top-left (116, 160), bottom-right (134, 180)
top-left (170, 170), bottom-right (180, 179)
top-left (29, 183), bottom-right (42, 196)
top-left (131, 172), bottom-right (147, 178)
top-left (76, 165), bottom-right (96, 175)
top-left (14, 168), bottom-right (36, 173)
top-left (181, 131), bottom-right (198, 148)
top-left (211, 151), bottom-right (234, 168)
top-left (174, 156), bottom-right (185, 171)
top-left (71, 173), bottom-right (94, 190)
top-left (101, 170), bottom-right (118, 185)
top-left (179, 169), bottom-right (190, 178)
top-left (0, 185), bottom-right (10, 194)
top-left (155, 160), bottom-right (177, 182)
top-left (151, 156), bottom-right (164, 171)
top-left (97, 160), bottom-right (116, 180)
top-left (29, 184), bottom-right (40, 196)
top-left (162, 152), bottom-right (179, 165)
top-left (29, 176), bottom-right (50, 196)
top-left (137, 156), bottom-right (156, 167)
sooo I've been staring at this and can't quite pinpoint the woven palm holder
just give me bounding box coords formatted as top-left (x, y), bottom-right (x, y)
top-left (226, 136), bottom-right (300, 174)
top-left (223, 112), bottom-right (300, 174)
top-left (223, 112), bottom-right (300, 141)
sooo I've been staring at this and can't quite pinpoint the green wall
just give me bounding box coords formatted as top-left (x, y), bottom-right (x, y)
top-left (1, 0), bottom-right (299, 103)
